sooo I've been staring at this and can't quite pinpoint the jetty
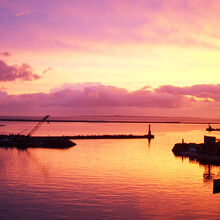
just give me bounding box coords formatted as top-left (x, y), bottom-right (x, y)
top-left (0, 114), bottom-right (155, 150)
top-left (0, 115), bottom-right (76, 149)
top-left (39, 134), bottom-right (153, 140)
top-left (57, 124), bottom-right (154, 140)
top-left (0, 116), bottom-right (154, 149)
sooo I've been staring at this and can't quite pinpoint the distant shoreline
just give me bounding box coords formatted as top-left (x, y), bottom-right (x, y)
top-left (0, 118), bottom-right (219, 124)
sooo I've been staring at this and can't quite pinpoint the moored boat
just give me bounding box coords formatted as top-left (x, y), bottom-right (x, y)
top-left (0, 116), bottom-right (76, 149)
top-left (0, 134), bottom-right (76, 149)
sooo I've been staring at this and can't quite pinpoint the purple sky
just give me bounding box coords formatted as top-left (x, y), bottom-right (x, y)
top-left (0, 0), bottom-right (219, 117)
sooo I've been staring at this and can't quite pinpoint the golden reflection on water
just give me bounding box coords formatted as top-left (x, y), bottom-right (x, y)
top-left (0, 123), bottom-right (220, 219)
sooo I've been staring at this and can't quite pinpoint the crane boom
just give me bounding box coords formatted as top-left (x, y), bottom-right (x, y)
top-left (27, 115), bottom-right (50, 136)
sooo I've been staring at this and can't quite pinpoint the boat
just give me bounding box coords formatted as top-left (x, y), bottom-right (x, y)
top-left (206, 123), bottom-right (220, 132)
top-left (0, 134), bottom-right (75, 149)
top-left (0, 115), bottom-right (76, 149)
top-left (172, 136), bottom-right (220, 165)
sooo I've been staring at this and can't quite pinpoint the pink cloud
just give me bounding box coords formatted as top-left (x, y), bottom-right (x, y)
top-left (42, 67), bottom-right (53, 74)
top-left (156, 84), bottom-right (220, 101)
top-left (0, 52), bottom-right (11, 57)
top-left (0, 0), bottom-right (219, 51)
top-left (15, 11), bottom-right (31, 17)
top-left (0, 82), bottom-right (216, 116)
top-left (47, 83), bottom-right (187, 108)
top-left (1, 82), bottom-right (220, 117)
top-left (0, 59), bottom-right (40, 81)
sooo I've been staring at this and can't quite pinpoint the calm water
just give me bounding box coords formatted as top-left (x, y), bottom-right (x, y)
top-left (0, 122), bottom-right (220, 219)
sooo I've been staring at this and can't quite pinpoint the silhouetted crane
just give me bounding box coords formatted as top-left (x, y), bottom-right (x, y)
top-left (27, 115), bottom-right (50, 136)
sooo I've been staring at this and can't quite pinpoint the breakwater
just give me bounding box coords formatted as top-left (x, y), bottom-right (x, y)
top-left (37, 134), bottom-right (154, 139)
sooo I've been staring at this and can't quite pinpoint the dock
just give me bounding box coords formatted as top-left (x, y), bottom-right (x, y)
top-left (42, 124), bottom-right (154, 140)
top-left (37, 125), bottom-right (154, 140)
top-left (37, 134), bottom-right (154, 140)
top-left (0, 117), bottom-right (154, 146)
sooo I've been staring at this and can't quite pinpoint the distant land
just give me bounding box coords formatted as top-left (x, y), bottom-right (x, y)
top-left (0, 115), bottom-right (220, 124)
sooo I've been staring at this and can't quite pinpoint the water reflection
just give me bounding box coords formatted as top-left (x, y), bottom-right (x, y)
top-left (147, 137), bottom-right (152, 148)
top-left (1, 123), bottom-right (220, 219)
top-left (22, 150), bottom-right (50, 178)
top-left (203, 164), bottom-right (215, 182)
top-left (173, 153), bottom-right (220, 194)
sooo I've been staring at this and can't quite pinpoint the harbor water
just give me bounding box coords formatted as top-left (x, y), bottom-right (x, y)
top-left (0, 122), bottom-right (220, 219)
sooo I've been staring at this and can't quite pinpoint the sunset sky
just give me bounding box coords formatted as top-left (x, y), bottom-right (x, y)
top-left (0, 0), bottom-right (220, 117)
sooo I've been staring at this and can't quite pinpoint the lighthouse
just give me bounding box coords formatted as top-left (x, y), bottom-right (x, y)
top-left (148, 125), bottom-right (151, 136)
top-left (147, 125), bottom-right (154, 139)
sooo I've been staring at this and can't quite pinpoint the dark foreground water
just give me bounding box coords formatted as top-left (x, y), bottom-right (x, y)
top-left (0, 122), bottom-right (220, 219)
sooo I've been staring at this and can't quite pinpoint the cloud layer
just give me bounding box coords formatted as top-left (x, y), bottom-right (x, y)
top-left (0, 83), bottom-right (219, 116)
top-left (0, 0), bottom-right (219, 51)
top-left (0, 59), bottom-right (40, 81)
top-left (156, 85), bottom-right (220, 101)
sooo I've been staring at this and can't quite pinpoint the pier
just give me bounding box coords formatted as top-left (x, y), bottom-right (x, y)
top-left (38, 125), bottom-right (154, 140)
top-left (37, 134), bottom-right (154, 140)
top-left (0, 116), bottom-right (154, 149)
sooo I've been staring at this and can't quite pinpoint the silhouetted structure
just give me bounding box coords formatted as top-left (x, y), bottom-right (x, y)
top-left (213, 179), bottom-right (220, 194)
top-left (206, 123), bottom-right (220, 132)
top-left (0, 120), bottom-right (154, 148)
top-left (0, 135), bottom-right (75, 149)
top-left (48, 134), bottom-right (154, 140)
top-left (27, 115), bottom-right (50, 136)
top-left (172, 136), bottom-right (220, 165)
top-left (0, 115), bottom-right (76, 149)
top-left (58, 124), bottom-right (154, 140)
